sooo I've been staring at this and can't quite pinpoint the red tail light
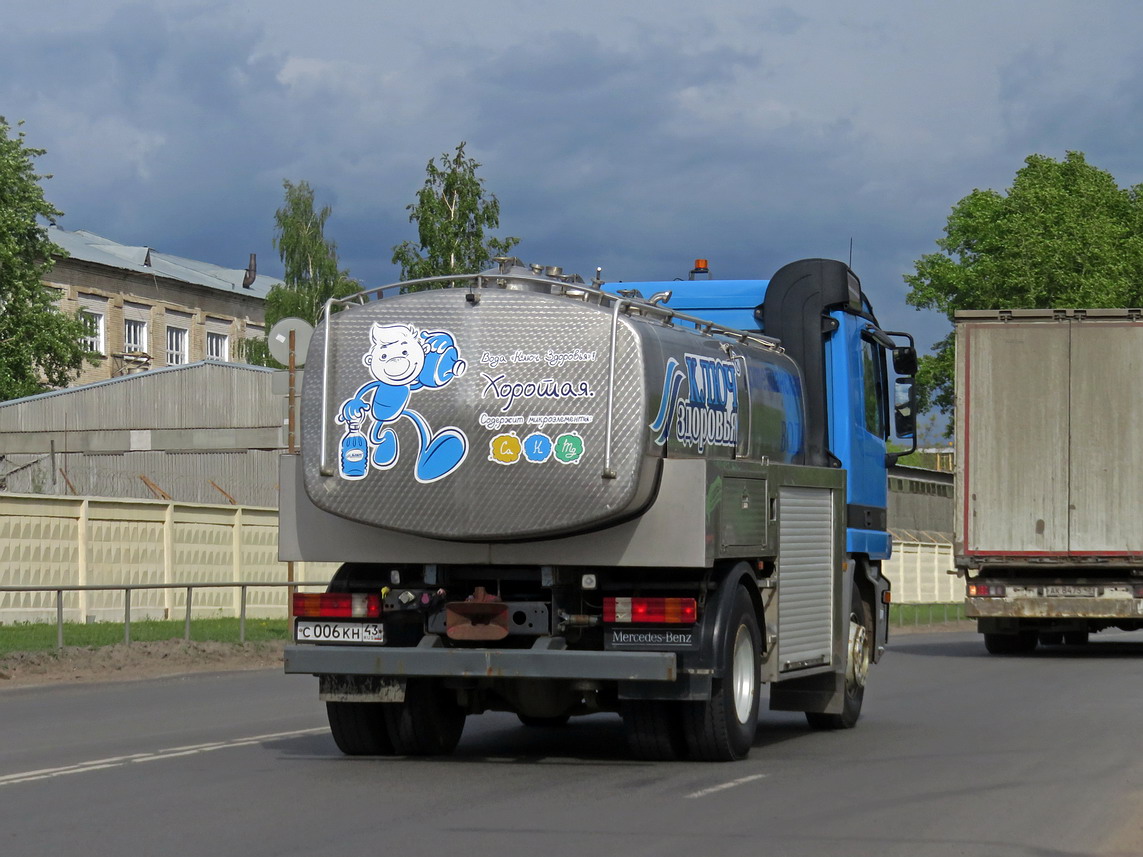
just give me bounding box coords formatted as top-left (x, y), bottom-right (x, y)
top-left (967, 583), bottom-right (1006, 598)
top-left (603, 597), bottom-right (698, 624)
top-left (292, 593), bottom-right (382, 619)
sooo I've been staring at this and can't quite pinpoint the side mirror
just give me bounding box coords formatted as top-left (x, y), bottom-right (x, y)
top-left (894, 380), bottom-right (916, 439)
top-left (886, 378), bottom-right (918, 466)
top-left (882, 331), bottom-right (918, 466)
top-left (893, 346), bottom-right (918, 376)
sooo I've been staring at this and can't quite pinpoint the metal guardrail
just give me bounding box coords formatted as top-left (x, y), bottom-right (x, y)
top-left (0, 581), bottom-right (331, 649)
top-left (2, 583), bottom-right (968, 651)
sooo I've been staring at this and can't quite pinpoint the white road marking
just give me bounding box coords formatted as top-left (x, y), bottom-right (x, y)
top-left (686, 773), bottom-right (768, 798)
top-left (0, 727), bottom-right (326, 787)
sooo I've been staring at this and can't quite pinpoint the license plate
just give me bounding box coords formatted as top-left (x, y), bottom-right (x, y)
top-left (1044, 586), bottom-right (1097, 597)
top-left (295, 621), bottom-right (385, 644)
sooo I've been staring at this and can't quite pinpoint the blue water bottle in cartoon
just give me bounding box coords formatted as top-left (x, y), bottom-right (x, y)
top-left (339, 423), bottom-right (368, 480)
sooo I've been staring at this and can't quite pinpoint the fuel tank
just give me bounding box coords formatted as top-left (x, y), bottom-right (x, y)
top-left (300, 270), bottom-right (806, 540)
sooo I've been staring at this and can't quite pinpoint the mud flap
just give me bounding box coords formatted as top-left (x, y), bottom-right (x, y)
top-left (768, 670), bottom-right (845, 714)
top-left (618, 673), bottom-right (712, 701)
top-left (319, 674), bottom-right (406, 703)
top-left (863, 562), bottom-right (890, 663)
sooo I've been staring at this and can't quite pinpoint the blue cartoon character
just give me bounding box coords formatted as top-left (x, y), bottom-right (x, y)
top-left (337, 322), bottom-right (469, 483)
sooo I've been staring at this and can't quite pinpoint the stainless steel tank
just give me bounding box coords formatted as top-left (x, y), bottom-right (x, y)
top-left (300, 273), bottom-right (806, 541)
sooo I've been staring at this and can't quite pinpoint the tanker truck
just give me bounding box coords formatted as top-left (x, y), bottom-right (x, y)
top-left (956, 309), bottom-right (1143, 653)
top-left (281, 257), bottom-right (917, 761)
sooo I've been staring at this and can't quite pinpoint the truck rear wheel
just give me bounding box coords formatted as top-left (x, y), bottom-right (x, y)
top-left (806, 582), bottom-right (871, 731)
top-left (384, 679), bottom-right (466, 755)
top-left (517, 714), bottom-right (571, 728)
top-left (983, 631), bottom-right (1038, 655)
top-left (326, 702), bottom-right (396, 756)
top-left (682, 586), bottom-right (760, 761)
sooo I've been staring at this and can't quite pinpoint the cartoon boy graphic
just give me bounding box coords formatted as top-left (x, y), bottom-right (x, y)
top-left (337, 322), bottom-right (469, 483)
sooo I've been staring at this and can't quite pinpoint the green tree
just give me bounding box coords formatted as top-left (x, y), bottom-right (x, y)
top-left (391, 142), bottom-right (519, 287)
top-left (906, 151), bottom-right (1143, 414)
top-left (243, 180), bottom-right (358, 366)
top-left (0, 118), bottom-right (92, 401)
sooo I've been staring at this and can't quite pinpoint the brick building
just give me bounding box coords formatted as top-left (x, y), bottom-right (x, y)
top-left (46, 227), bottom-right (282, 385)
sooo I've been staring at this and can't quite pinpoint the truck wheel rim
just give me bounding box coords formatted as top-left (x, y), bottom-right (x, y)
top-left (732, 624), bottom-right (756, 723)
top-left (848, 616), bottom-right (870, 690)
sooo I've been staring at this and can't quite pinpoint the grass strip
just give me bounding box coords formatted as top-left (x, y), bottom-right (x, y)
top-left (0, 618), bottom-right (290, 655)
top-left (890, 602), bottom-right (968, 626)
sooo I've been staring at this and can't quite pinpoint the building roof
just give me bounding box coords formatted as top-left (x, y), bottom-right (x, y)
top-left (0, 362), bottom-right (286, 503)
top-left (0, 361), bottom-right (279, 432)
top-left (47, 226), bottom-right (283, 300)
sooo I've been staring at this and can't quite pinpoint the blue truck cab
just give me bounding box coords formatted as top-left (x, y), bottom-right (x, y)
top-left (617, 258), bottom-right (917, 565)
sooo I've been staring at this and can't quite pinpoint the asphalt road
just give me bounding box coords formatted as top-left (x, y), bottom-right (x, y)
top-left (2, 629), bottom-right (1141, 857)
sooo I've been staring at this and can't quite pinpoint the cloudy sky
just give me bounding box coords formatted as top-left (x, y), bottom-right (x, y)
top-left (4, 1), bottom-right (1142, 358)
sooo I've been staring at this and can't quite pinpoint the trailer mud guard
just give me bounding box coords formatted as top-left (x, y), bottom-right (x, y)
top-left (768, 670), bottom-right (846, 714)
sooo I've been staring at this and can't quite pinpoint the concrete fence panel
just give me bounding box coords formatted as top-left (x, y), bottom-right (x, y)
top-left (884, 537), bottom-right (958, 603)
top-left (3, 495), bottom-right (966, 624)
top-left (0, 493), bottom-right (336, 624)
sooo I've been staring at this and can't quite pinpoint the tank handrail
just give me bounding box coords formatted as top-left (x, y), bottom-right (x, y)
top-left (602, 298), bottom-right (623, 479)
top-left (320, 272), bottom-right (783, 352)
top-left (319, 296), bottom-right (336, 475)
top-left (729, 349), bottom-right (751, 460)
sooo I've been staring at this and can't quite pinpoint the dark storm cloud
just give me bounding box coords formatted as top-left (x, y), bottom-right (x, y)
top-left (0, 4), bottom-right (295, 268)
top-left (3, 0), bottom-right (1142, 362)
top-left (446, 30), bottom-right (862, 278)
top-left (997, 43), bottom-right (1143, 184)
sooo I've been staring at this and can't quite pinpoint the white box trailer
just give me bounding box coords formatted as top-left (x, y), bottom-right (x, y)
top-left (955, 309), bottom-right (1143, 653)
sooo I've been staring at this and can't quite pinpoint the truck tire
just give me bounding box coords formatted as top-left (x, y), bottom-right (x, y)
top-left (326, 701), bottom-right (396, 756)
top-left (622, 700), bottom-right (687, 761)
top-left (1063, 629), bottom-right (1090, 646)
top-left (682, 586), bottom-right (760, 761)
top-left (385, 679), bottom-right (466, 755)
top-left (983, 631), bottom-right (1038, 655)
top-left (806, 582), bottom-right (872, 731)
top-left (517, 714), bottom-right (571, 728)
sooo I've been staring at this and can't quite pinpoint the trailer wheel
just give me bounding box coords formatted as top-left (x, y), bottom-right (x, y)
top-left (384, 679), bottom-right (466, 755)
top-left (806, 582), bottom-right (872, 731)
top-left (682, 586), bottom-right (760, 761)
top-left (1063, 629), bottom-right (1090, 646)
top-left (517, 714), bottom-right (571, 728)
top-left (622, 700), bottom-right (687, 761)
top-left (326, 702), bottom-right (396, 756)
top-left (983, 631), bottom-right (1038, 655)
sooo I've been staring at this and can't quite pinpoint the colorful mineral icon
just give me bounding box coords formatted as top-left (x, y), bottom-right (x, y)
top-left (522, 432), bottom-right (553, 463)
top-left (489, 431), bottom-right (523, 465)
top-left (553, 432), bottom-right (585, 464)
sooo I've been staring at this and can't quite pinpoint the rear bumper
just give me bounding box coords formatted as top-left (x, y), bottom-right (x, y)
top-left (967, 595), bottom-right (1143, 619)
top-left (284, 638), bottom-right (678, 682)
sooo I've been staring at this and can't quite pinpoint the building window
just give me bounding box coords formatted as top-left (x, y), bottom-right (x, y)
top-left (207, 331), bottom-right (229, 361)
top-left (242, 323), bottom-right (265, 364)
top-left (80, 310), bottom-right (105, 355)
top-left (124, 318), bottom-right (148, 354)
top-left (166, 326), bottom-right (188, 365)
